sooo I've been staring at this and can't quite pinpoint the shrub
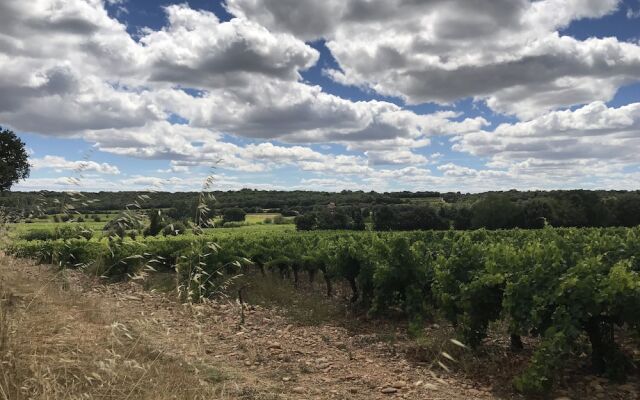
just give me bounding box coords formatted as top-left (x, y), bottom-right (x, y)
top-left (162, 221), bottom-right (186, 236)
top-left (20, 225), bottom-right (92, 241)
top-left (56, 224), bottom-right (93, 240)
top-left (144, 209), bottom-right (163, 237)
top-left (222, 208), bottom-right (246, 224)
top-left (19, 229), bottom-right (56, 241)
top-left (294, 214), bottom-right (317, 230)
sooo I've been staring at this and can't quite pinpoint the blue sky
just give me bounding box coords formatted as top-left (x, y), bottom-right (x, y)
top-left (2, 0), bottom-right (640, 192)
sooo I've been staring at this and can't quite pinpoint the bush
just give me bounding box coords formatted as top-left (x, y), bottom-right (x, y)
top-left (294, 214), bottom-right (317, 230)
top-left (144, 209), bottom-right (163, 237)
top-left (56, 224), bottom-right (93, 240)
top-left (20, 229), bottom-right (56, 241)
top-left (162, 221), bottom-right (186, 236)
top-left (20, 225), bottom-right (92, 241)
top-left (94, 240), bottom-right (146, 277)
top-left (222, 208), bottom-right (246, 224)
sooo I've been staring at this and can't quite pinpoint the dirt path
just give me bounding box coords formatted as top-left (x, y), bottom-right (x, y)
top-left (0, 255), bottom-right (500, 399)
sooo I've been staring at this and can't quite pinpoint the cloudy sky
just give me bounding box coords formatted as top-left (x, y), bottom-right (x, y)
top-left (3, 0), bottom-right (640, 192)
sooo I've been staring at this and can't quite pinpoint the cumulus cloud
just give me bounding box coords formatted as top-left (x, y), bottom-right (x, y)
top-left (451, 101), bottom-right (640, 182)
top-left (0, 0), bottom-right (483, 167)
top-left (229, 0), bottom-right (640, 117)
top-left (150, 83), bottom-right (487, 150)
top-left (4, 0), bottom-right (640, 192)
top-left (365, 150), bottom-right (428, 166)
top-left (31, 155), bottom-right (121, 174)
top-left (298, 178), bottom-right (368, 191)
top-left (454, 101), bottom-right (640, 161)
top-left (140, 4), bottom-right (319, 88)
top-left (0, 0), bottom-right (159, 134)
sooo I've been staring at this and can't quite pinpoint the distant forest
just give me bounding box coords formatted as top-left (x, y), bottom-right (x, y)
top-left (2, 189), bottom-right (640, 230)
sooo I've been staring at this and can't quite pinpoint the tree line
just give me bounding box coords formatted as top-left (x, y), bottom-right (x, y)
top-left (295, 191), bottom-right (640, 230)
top-left (3, 188), bottom-right (640, 230)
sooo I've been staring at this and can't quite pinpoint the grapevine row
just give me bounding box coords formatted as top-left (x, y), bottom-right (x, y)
top-left (6, 226), bottom-right (640, 393)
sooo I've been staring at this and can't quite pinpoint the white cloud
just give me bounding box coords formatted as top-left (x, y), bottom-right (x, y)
top-left (152, 83), bottom-right (486, 149)
top-left (229, 0), bottom-right (640, 117)
top-left (140, 4), bottom-right (319, 87)
top-left (365, 150), bottom-right (428, 166)
top-left (453, 101), bottom-right (640, 168)
top-left (0, 0), bottom-right (483, 164)
top-left (3, 0), bottom-right (640, 192)
top-left (298, 178), bottom-right (368, 191)
top-left (31, 155), bottom-right (121, 175)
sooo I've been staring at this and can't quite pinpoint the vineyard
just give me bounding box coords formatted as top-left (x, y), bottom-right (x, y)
top-left (6, 225), bottom-right (640, 395)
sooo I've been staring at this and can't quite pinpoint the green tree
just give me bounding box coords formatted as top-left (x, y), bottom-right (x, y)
top-left (373, 205), bottom-right (395, 231)
top-left (222, 207), bottom-right (246, 223)
top-left (144, 209), bottom-right (163, 237)
top-left (0, 127), bottom-right (30, 192)
top-left (471, 194), bottom-right (521, 229)
top-left (294, 213), bottom-right (317, 230)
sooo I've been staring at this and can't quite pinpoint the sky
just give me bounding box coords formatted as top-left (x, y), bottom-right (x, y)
top-left (2, 0), bottom-right (640, 193)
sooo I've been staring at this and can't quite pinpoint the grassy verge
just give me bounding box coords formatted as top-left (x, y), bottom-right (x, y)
top-left (0, 255), bottom-right (233, 399)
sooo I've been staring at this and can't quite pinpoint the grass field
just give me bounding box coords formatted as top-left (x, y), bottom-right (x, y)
top-left (9, 212), bottom-right (294, 240)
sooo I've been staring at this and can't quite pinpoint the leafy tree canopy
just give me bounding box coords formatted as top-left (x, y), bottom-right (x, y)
top-left (0, 127), bottom-right (30, 192)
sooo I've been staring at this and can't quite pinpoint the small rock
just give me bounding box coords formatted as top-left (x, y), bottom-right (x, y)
top-left (619, 383), bottom-right (635, 392)
top-left (468, 389), bottom-right (482, 396)
top-left (392, 381), bottom-right (406, 389)
top-left (292, 386), bottom-right (304, 394)
top-left (381, 387), bottom-right (398, 394)
top-left (590, 380), bottom-right (604, 392)
top-left (282, 376), bottom-right (291, 382)
top-left (424, 383), bottom-right (439, 390)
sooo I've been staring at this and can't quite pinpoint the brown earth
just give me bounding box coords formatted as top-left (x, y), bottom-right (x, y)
top-left (0, 254), bottom-right (637, 400)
